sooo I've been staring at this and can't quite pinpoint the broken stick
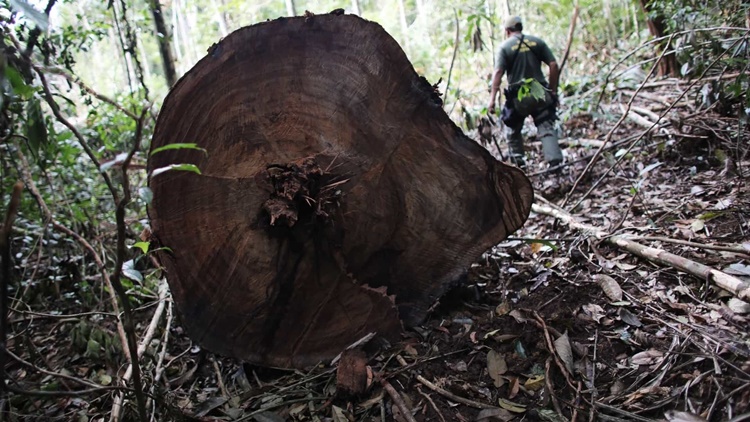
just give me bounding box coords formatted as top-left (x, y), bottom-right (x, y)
top-left (532, 200), bottom-right (750, 301)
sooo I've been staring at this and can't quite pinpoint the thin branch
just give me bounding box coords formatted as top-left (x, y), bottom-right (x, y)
top-left (443, 9), bottom-right (460, 105)
top-left (44, 68), bottom-right (139, 120)
top-left (561, 32), bottom-right (675, 209)
top-left (629, 236), bottom-right (750, 256)
top-left (5, 348), bottom-right (104, 390)
top-left (565, 33), bottom-right (747, 211)
top-left (415, 374), bottom-right (497, 409)
top-left (108, 109), bottom-right (149, 422)
top-left (380, 378), bottom-right (418, 422)
top-left (532, 199), bottom-right (750, 301)
top-left (14, 147), bottom-right (130, 358)
top-left (558, 1), bottom-right (580, 75)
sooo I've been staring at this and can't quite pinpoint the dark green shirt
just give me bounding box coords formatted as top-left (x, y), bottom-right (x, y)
top-left (495, 34), bottom-right (556, 86)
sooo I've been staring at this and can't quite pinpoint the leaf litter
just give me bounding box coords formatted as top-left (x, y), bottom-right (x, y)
top-left (4, 75), bottom-right (750, 421)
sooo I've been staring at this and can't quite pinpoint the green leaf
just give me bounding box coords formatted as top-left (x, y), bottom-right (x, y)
top-left (138, 187), bottom-right (153, 204)
top-left (131, 242), bottom-right (150, 254)
top-left (122, 259), bottom-right (143, 283)
top-left (4, 66), bottom-right (34, 99)
top-left (151, 143), bottom-right (207, 156)
top-left (25, 97), bottom-right (48, 159)
top-left (523, 238), bottom-right (558, 251)
top-left (151, 163), bottom-right (202, 177)
top-left (9, 0), bottom-right (49, 30)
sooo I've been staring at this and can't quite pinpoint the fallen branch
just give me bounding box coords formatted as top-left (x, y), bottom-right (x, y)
top-left (415, 375), bottom-right (496, 409)
top-left (380, 379), bottom-right (418, 422)
top-left (631, 236), bottom-right (750, 257)
top-left (532, 200), bottom-right (750, 301)
top-left (111, 280), bottom-right (168, 422)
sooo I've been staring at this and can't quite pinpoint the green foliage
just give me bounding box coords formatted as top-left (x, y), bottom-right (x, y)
top-left (517, 78), bottom-right (546, 102)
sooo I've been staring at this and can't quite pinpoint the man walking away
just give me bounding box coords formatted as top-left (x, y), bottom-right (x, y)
top-left (488, 16), bottom-right (563, 170)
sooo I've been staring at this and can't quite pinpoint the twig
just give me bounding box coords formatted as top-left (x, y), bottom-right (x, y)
top-left (111, 279), bottom-right (168, 422)
top-left (14, 147), bottom-right (130, 359)
top-left (565, 33), bottom-right (748, 211)
top-left (558, 1), bottom-right (580, 75)
top-left (561, 32), bottom-right (674, 209)
top-left (6, 384), bottom-right (130, 397)
top-left (532, 200), bottom-right (750, 301)
top-left (629, 236), bottom-right (750, 256)
top-left (572, 381), bottom-right (582, 422)
top-left (5, 349), bottom-right (104, 390)
top-left (108, 108), bottom-right (149, 422)
top-left (416, 387), bottom-right (446, 422)
top-left (544, 357), bottom-right (566, 418)
top-left (589, 329), bottom-right (599, 422)
top-left (380, 378), bottom-right (418, 422)
top-left (594, 401), bottom-right (655, 422)
top-left (415, 374), bottom-right (496, 409)
top-left (44, 68), bottom-right (139, 120)
top-left (534, 312), bottom-right (576, 389)
top-left (443, 9), bottom-right (460, 106)
top-left (1, 181), bottom-right (23, 401)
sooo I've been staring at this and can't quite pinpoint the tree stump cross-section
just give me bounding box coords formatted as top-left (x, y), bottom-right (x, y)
top-left (148, 12), bottom-right (533, 368)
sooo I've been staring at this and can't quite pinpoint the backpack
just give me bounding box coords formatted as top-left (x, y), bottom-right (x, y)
top-left (504, 36), bottom-right (552, 115)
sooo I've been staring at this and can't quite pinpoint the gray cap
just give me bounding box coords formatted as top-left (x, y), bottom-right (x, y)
top-left (504, 16), bottom-right (522, 30)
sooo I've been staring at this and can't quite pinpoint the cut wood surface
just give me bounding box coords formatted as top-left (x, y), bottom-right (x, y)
top-left (147, 12), bottom-right (533, 368)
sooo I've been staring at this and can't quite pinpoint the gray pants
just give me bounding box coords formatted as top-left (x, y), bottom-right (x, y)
top-left (505, 114), bottom-right (563, 165)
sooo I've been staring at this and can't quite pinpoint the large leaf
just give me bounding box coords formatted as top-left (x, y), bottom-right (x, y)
top-left (25, 97), bottom-right (48, 160)
top-left (9, 0), bottom-right (49, 30)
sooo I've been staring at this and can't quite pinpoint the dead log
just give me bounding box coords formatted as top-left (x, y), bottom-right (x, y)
top-left (147, 12), bottom-right (533, 368)
top-left (532, 200), bottom-right (750, 301)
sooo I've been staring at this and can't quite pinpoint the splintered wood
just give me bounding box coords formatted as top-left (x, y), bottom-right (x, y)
top-left (147, 12), bottom-right (532, 368)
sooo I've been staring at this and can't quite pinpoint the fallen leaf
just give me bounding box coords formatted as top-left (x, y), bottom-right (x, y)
top-left (486, 350), bottom-right (508, 388)
top-left (631, 350), bottom-right (664, 366)
top-left (618, 308), bottom-right (643, 327)
top-left (536, 408), bottom-right (569, 422)
top-left (498, 398), bottom-right (526, 413)
top-left (476, 407), bottom-right (514, 421)
top-left (664, 410), bottom-right (707, 422)
top-left (448, 360), bottom-right (468, 372)
top-left (523, 375), bottom-right (545, 391)
top-left (252, 411), bottom-right (286, 422)
top-left (594, 274), bottom-right (623, 302)
top-left (690, 219), bottom-right (705, 233)
top-left (553, 333), bottom-right (574, 374)
top-left (581, 304), bottom-right (606, 323)
top-left (331, 405), bottom-right (350, 422)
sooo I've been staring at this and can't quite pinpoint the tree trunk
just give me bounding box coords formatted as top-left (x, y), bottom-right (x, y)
top-left (639, 0), bottom-right (678, 77)
top-left (147, 13), bottom-right (533, 369)
top-left (148, 0), bottom-right (177, 87)
top-left (285, 0), bottom-right (297, 16)
top-left (351, 0), bottom-right (361, 15)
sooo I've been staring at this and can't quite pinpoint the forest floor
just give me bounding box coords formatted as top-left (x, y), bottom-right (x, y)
top-left (5, 77), bottom-right (750, 422)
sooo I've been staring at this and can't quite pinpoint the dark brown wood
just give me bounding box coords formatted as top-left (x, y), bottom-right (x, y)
top-left (639, 0), bottom-right (679, 77)
top-left (336, 349), bottom-right (368, 396)
top-left (148, 0), bottom-right (177, 87)
top-left (147, 12), bottom-right (533, 368)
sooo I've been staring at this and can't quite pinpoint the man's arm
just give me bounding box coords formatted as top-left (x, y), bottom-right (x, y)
top-left (547, 60), bottom-right (559, 93)
top-left (488, 67), bottom-right (504, 114)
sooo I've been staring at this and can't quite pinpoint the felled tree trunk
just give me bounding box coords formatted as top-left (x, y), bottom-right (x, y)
top-left (147, 12), bottom-right (533, 369)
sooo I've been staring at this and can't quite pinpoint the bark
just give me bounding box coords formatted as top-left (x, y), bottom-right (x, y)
top-left (148, 13), bottom-right (533, 368)
top-left (639, 0), bottom-right (679, 77)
